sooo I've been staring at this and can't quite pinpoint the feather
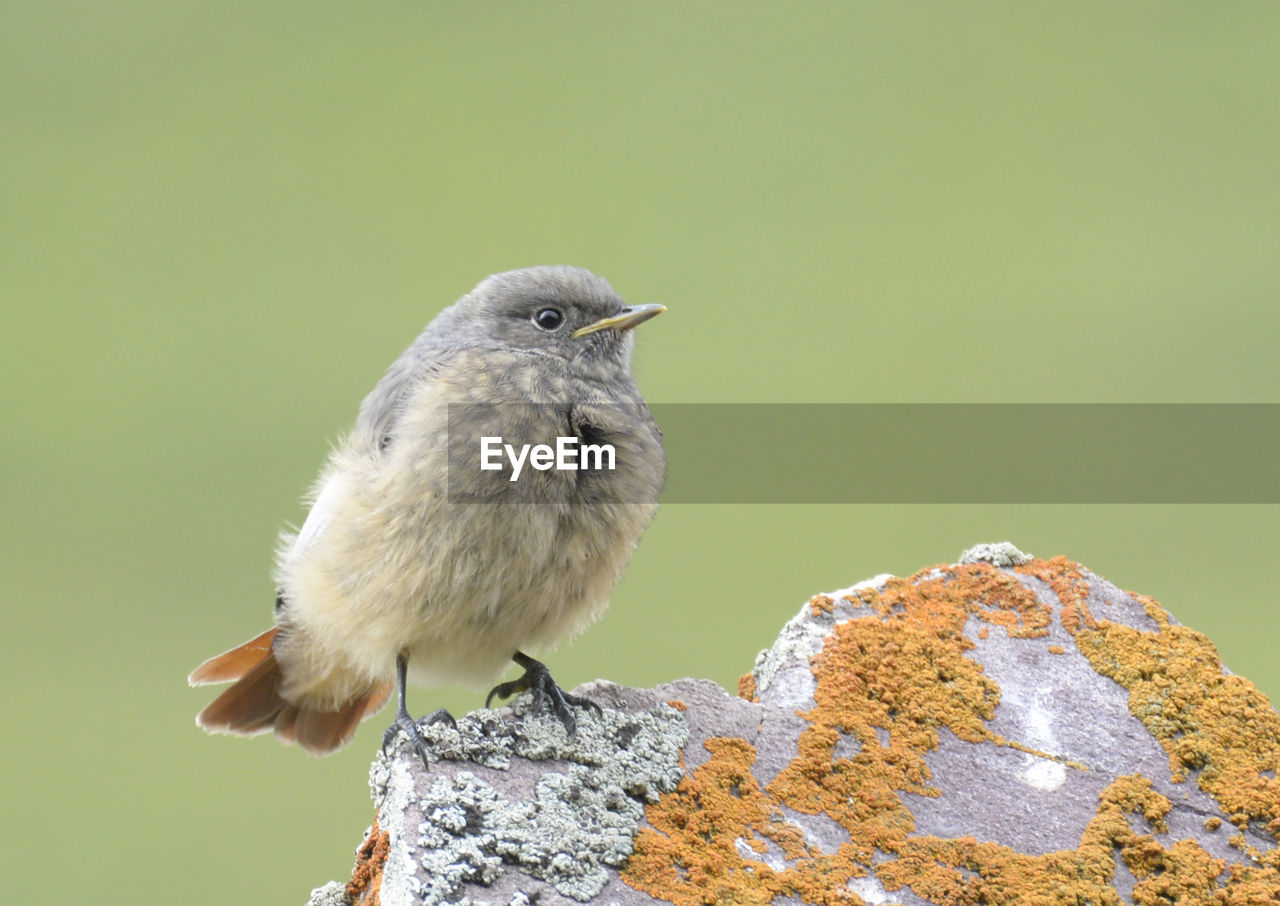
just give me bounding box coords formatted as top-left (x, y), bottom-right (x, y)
top-left (191, 625), bottom-right (391, 754)
top-left (195, 650), bottom-right (391, 754)
top-left (285, 682), bottom-right (393, 755)
top-left (195, 650), bottom-right (286, 736)
top-left (188, 627), bottom-right (279, 686)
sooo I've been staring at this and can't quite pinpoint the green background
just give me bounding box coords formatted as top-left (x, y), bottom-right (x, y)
top-left (4, 3), bottom-right (1277, 903)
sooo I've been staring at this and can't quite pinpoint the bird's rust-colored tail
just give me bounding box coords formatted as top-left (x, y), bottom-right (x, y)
top-left (189, 628), bottom-right (391, 755)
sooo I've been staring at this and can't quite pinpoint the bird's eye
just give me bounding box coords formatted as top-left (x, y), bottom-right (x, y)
top-left (532, 308), bottom-right (564, 331)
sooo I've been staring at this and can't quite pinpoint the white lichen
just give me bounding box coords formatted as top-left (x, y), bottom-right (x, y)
top-left (958, 541), bottom-right (1033, 567)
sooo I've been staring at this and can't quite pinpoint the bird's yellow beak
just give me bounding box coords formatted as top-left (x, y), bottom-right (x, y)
top-left (571, 304), bottom-right (666, 339)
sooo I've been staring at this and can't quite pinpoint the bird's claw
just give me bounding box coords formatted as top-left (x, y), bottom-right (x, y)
top-left (381, 707), bottom-right (455, 764)
top-left (486, 652), bottom-right (599, 735)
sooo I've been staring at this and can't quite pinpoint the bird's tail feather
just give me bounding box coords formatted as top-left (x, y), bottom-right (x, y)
top-left (188, 627), bottom-right (279, 686)
top-left (190, 628), bottom-right (391, 755)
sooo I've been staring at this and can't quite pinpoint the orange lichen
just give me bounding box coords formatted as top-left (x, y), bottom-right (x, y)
top-left (768, 614), bottom-right (999, 858)
top-left (668, 699), bottom-right (689, 712)
top-left (1069, 594), bottom-right (1280, 869)
top-left (346, 814), bottom-right (390, 905)
top-left (1017, 555), bottom-right (1096, 634)
top-left (880, 775), bottom-right (1256, 903)
top-left (623, 737), bottom-right (867, 905)
top-left (809, 594), bottom-right (835, 616)
top-left (1048, 644), bottom-right (1066, 654)
top-left (737, 672), bottom-right (757, 702)
top-left (624, 559), bottom-right (1280, 903)
top-left (846, 562), bottom-right (1053, 640)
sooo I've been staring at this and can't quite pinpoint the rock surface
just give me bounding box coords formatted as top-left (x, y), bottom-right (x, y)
top-left (311, 546), bottom-right (1280, 905)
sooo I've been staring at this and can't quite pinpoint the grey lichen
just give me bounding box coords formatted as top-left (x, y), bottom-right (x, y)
top-left (306, 880), bottom-right (351, 906)
top-left (959, 540), bottom-right (1033, 567)
top-left (374, 692), bottom-right (688, 905)
top-left (413, 767), bottom-right (641, 900)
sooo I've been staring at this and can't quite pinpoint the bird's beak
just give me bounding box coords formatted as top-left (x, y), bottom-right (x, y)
top-left (571, 304), bottom-right (666, 339)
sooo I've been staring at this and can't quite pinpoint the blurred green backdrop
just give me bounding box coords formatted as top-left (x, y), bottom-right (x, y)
top-left (4, 2), bottom-right (1278, 903)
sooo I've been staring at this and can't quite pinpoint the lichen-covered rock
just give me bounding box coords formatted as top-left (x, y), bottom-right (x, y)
top-left (315, 547), bottom-right (1280, 905)
top-left (330, 678), bottom-right (747, 906)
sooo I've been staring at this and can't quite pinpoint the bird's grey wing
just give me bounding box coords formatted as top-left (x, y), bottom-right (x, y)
top-left (355, 330), bottom-right (453, 454)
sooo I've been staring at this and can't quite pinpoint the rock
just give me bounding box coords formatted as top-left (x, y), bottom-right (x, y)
top-left (314, 547), bottom-right (1280, 905)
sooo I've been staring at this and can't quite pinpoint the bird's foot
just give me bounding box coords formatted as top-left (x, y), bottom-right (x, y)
top-left (381, 707), bottom-right (456, 764)
top-left (485, 652), bottom-right (600, 735)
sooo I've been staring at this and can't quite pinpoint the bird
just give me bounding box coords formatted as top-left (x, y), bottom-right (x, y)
top-left (188, 266), bottom-right (666, 759)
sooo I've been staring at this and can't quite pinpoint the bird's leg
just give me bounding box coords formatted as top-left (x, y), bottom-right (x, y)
top-left (485, 650), bottom-right (601, 735)
top-left (381, 653), bottom-right (455, 764)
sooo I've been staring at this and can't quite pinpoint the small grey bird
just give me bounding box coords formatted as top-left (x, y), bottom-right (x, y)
top-left (189, 266), bottom-right (665, 758)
